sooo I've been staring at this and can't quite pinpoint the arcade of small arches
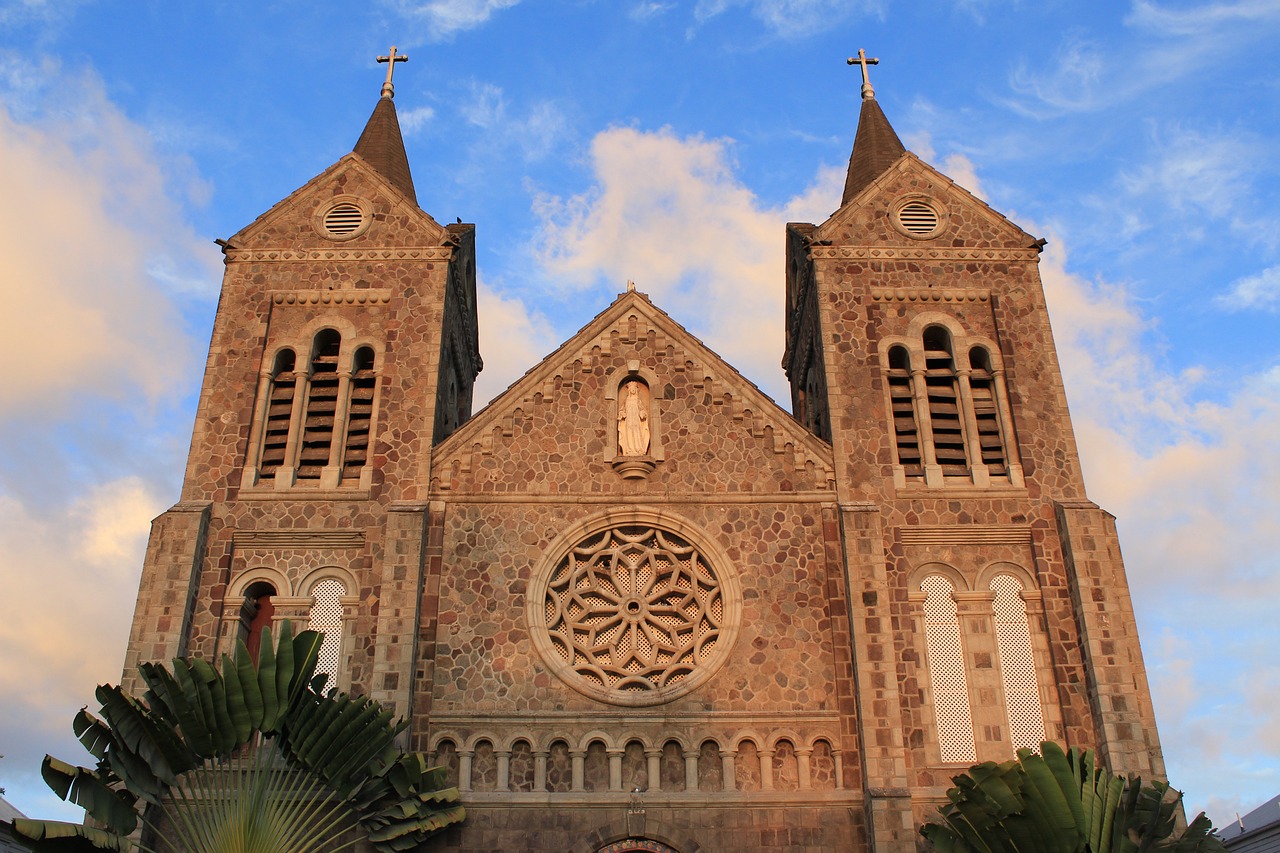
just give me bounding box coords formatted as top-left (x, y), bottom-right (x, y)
top-left (428, 731), bottom-right (843, 795)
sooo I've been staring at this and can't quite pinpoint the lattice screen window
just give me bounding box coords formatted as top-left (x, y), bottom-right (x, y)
top-left (298, 330), bottom-right (341, 480)
top-left (921, 575), bottom-right (977, 763)
top-left (923, 327), bottom-right (968, 476)
top-left (343, 346), bottom-right (376, 472)
top-left (968, 347), bottom-right (1008, 475)
top-left (887, 345), bottom-right (922, 475)
top-left (990, 575), bottom-right (1046, 751)
top-left (259, 350), bottom-right (297, 478)
top-left (308, 578), bottom-right (346, 692)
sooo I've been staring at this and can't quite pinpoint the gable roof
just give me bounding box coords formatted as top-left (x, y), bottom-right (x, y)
top-left (433, 289), bottom-right (835, 486)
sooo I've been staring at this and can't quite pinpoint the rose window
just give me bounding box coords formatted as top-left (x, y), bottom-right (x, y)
top-left (531, 523), bottom-right (738, 706)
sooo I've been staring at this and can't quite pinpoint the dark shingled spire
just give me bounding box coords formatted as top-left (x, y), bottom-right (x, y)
top-left (840, 96), bottom-right (906, 206)
top-left (353, 97), bottom-right (418, 205)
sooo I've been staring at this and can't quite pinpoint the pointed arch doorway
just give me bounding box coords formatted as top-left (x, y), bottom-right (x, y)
top-left (597, 840), bottom-right (682, 853)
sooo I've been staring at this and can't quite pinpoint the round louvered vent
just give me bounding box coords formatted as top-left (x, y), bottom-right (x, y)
top-left (323, 203), bottom-right (364, 235)
top-left (897, 200), bottom-right (939, 234)
top-left (315, 197), bottom-right (372, 241)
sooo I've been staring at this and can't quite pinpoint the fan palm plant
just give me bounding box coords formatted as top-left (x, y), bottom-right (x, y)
top-left (921, 741), bottom-right (1224, 853)
top-left (8, 622), bottom-right (464, 853)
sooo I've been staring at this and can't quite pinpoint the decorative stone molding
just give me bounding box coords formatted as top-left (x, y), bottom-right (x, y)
top-left (269, 290), bottom-right (393, 306)
top-left (231, 529), bottom-right (367, 549)
top-left (228, 247), bottom-right (453, 262)
top-left (809, 246), bottom-right (1040, 261)
top-left (871, 287), bottom-right (990, 303)
top-left (527, 509), bottom-right (742, 708)
top-left (898, 525), bottom-right (1031, 546)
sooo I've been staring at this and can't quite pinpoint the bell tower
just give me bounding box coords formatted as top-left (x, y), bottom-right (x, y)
top-left (121, 52), bottom-right (480, 727)
top-left (785, 53), bottom-right (1165, 850)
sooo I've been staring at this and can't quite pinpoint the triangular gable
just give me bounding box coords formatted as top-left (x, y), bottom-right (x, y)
top-left (431, 290), bottom-right (835, 493)
top-left (225, 153), bottom-right (446, 249)
top-left (816, 152), bottom-right (1038, 249)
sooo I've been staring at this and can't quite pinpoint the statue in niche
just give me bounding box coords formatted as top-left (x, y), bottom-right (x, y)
top-left (617, 380), bottom-right (651, 456)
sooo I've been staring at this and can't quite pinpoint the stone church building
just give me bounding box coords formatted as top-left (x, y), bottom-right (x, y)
top-left (122, 60), bottom-right (1166, 852)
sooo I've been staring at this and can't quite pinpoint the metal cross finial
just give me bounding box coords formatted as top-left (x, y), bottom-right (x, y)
top-left (847, 49), bottom-right (879, 101)
top-left (377, 46), bottom-right (409, 99)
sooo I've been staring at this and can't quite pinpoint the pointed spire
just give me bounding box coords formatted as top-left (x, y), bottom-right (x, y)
top-left (840, 51), bottom-right (906, 205)
top-left (352, 48), bottom-right (418, 205)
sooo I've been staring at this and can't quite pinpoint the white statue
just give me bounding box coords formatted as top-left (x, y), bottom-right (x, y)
top-left (618, 381), bottom-right (651, 456)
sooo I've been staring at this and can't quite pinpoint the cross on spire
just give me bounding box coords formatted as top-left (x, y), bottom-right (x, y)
top-left (847, 49), bottom-right (879, 101)
top-left (377, 46), bottom-right (409, 99)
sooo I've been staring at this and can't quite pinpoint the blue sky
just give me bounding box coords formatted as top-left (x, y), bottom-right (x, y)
top-left (1, 0), bottom-right (1278, 830)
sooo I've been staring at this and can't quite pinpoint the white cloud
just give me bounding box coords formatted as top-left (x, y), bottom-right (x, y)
top-left (630, 2), bottom-right (674, 21)
top-left (691, 0), bottom-right (882, 37)
top-left (395, 0), bottom-right (522, 40)
top-left (1219, 264), bottom-right (1280, 311)
top-left (941, 153), bottom-right (987, 201)
top-left (1119, 126), bottom-right (1259, 223)
top-left (473, 281), bottom-right (560, 407)
top-left (398, 104), bottom-right (436, 135)
top-left (534, 126), bottom-right (842, 402)
top-left (0, 75), bottom-right (215, 415)
top-left (458, 81), bottom-right (568, 162)
top-left (1126, 0), bottom-right (1280, 35)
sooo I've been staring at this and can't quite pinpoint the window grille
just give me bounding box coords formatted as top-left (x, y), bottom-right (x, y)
top-left (921, 575), bottom-right (976, 762)
top-left (343, 347), bottom-right (376, 471)
top-left (308, 578), bottom-right (346, 692)
top-left (923, 327), bottom-right (967, 476)
top-left (991, 575), bottom-right (1045, 751)
top-left (969, 347), bottom-right (1007, 475)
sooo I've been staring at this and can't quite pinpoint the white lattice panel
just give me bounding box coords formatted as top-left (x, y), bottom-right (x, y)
top-left (921, 575), bottom-right (976, 763)
top-left (309, 578), bottom-right (346, 692)
top-left (991, 575), bottom-right (1045, 751)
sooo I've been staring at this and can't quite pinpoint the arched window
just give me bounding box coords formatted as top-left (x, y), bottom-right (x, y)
top-left (660, 740), bottom-right (685, 791)
top-left (622, 740), bottom-right (647, 791)
top-left (259, 350), bottom-right (297, 479)
top-left (298, 330), bottom-right (342, 481)
top-left (887, 345), bottom-right (922, 476)
top-left (471, 740), bottom-right (497, 791)
top-left (922, 326), bottom-right (967, 477)
top-left (968, 347), bottom-right (1007, 476)
top-left (238, 580), bottom-right (276, 662)
top-left (308, 577), bottom-right (346, 692)
top-left (434, 740), bottom-right (459, 788)
top-left (921, 575), bottom-right (976, 763)
top-left (990, 575), bottom-right (1046, 751)
top-left (342, 346), bottom-right (376, 473)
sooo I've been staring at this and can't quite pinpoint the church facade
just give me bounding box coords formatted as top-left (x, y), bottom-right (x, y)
top-left (121, 63), bottom-right (1166, 852)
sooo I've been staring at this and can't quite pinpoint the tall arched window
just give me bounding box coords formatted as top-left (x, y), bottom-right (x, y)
top-left (969, 347), bottom-right (1008, 476)
top-left (238, 581), bottom-right (276, 663)
top-left (922, 327), bottom-right (967, 477)
top-left (342, 346), bottom-right (376, 473)
top-left (990, 574), bottom-right (1046, 751)
top-left (920, 575), bottom-right (976, 763)
top-left (259, 350), bottom-right (297, 479)
top-left (886, 345), bottom-right (922, 477)
top-left (308, 577), bottom-right (346, 692)
top-left (298, 330), bottom-right (342, 481)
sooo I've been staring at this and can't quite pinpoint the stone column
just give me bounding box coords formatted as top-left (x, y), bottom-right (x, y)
top-left (242, 369), bottom-right (273, 484)
top-left (533, 750), bottom-right (548, 791)
top-left (796, 748), bottom-right (812, 790)
top-left (608, 749), bottom-right (624, 791)
top-left (645, 750), bottom-right (661, 793)
top-left (991, 367), bottom-right (1024, 486)
top-left (496, 750), bottom-right (511, 791)
top-left (910, 367), bottom-right (943, 487)
top-left (759, 748), bottom-right (775, 791)
top-left (320, 368), bottom-right (353, 487)
top-left (369, 503), bottom-right (430, 722)
top-left (274, 372), bottom-right (308, 489)
top-left (955, 367), bottom-right (990, 486)
top-left (458, 751), bottom-right (473, 792)
top-left (720, 750), bottom-right (736, 792)
top-left (683, 749), bottom-right (699, 791)
top-left (571, 750), bottom-right (585, 791)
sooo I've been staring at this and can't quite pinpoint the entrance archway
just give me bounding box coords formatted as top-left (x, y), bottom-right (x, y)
top-left (597, 840), bottom-right (681, 853)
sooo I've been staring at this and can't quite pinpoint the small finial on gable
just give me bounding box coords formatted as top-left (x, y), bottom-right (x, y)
top-left (627, 279), bottom-right (636, 292)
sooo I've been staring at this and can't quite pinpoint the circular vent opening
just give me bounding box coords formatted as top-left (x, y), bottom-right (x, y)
top-left (323, 202), bottom-right (365, 236)
top-left (897, 200), bottom-right (940, 235)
